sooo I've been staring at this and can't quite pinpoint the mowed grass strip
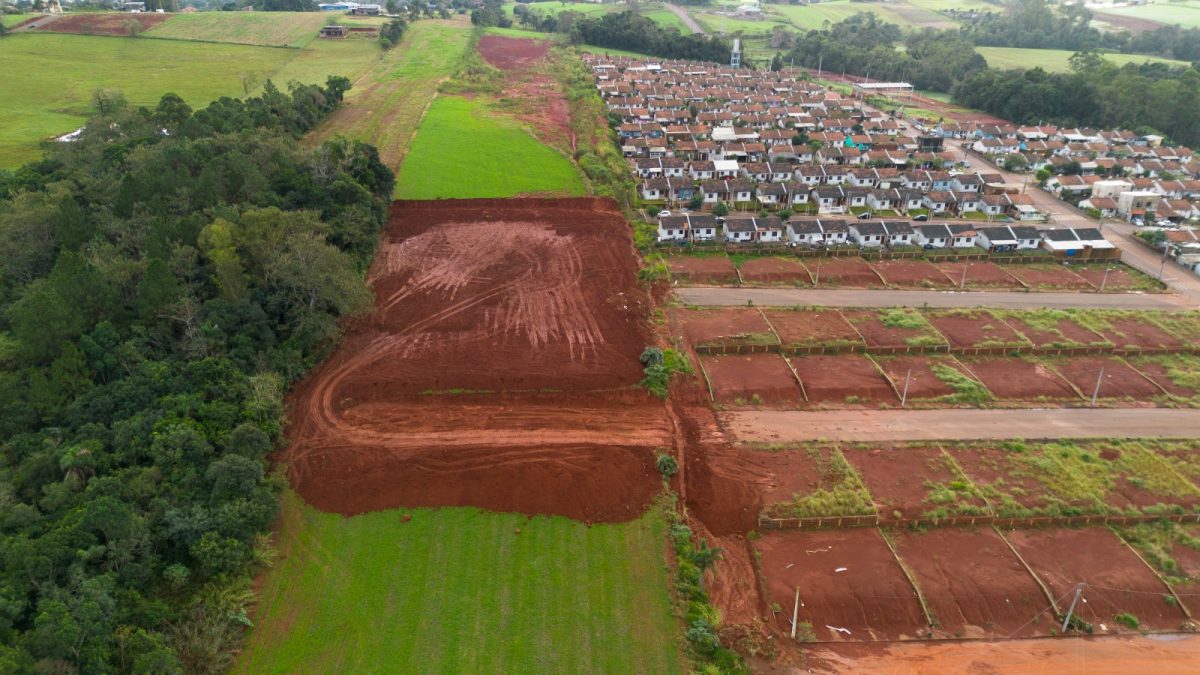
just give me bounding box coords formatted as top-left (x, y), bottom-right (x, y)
top-left (308, 19), bottom-right (471, 172)
top-left (236, 492), bottom-right (681, 674)
top-left (976, 46), bottom-right (1193, 72)
top-left (0, 33), bottom-right (294, 167)
top-left (145, 11), bottom-right (328, 48)
top-left (262, 37), bottom-right (385, 89)
top-left (395, 95), bottom-right (586, 199)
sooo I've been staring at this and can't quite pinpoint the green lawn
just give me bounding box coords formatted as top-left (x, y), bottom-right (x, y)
top-left (1, 12), bottom-right (33, 27)
top-left (395, 95), bottom-right (585, 199)
top-left (146, 11), bottom-right (328, 48)
top-left (1100, 0), bottom-right (1200, 29)
top-left (235, 492), bottom-right (682, 674)
top-left (976, 46), bottom-right (1193, 73)
top-left (0, 32), bottom-right (295, 167)
top-left (262, 36), bottom-right (384, 89)
top-left (771, 0), bottom-right (958, 31)
top-left (504, 1), bottom-right (688, 31)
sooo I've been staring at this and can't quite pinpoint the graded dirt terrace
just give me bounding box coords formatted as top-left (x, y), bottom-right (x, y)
top-left (283, 198), bottom-right (669, 522)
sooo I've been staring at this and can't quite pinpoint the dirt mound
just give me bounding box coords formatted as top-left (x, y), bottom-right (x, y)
top-left (283, 198), bottom-right (666, 523)
top-left (40, 12), bottom-right (171, 36)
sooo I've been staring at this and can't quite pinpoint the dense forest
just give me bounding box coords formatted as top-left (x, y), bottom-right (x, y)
top-left (512, 9), bottom-right (733, 64)
top-left (0, 79), bottom-right (394, 672)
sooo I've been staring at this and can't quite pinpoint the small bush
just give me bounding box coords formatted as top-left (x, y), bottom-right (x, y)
top-left (1114, 612), bottom-right (1140, 630)
top-left (656, 453), bottom-right (679, 477)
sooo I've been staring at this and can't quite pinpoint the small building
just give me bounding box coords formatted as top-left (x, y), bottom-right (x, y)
top-left (1039, 227), bottom-right (1120, 260)
top-left (850, 221), bottom-right (887, 248)
top-left (947, 224), bottom-right (979, 249)
top-left (915, 224), bottom-right (953, 249)
top-left (350, 3), bottom-right (382, 14)
top-left (319, 25), bottom-right (348, 38)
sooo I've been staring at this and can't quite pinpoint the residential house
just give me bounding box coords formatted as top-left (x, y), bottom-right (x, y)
top-left (850, 221), bottom-right (887, 248)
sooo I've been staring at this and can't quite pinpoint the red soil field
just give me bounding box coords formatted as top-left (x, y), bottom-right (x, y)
top-left (39, 12), bottom-right (171, 35)
top-left (1126, 358), bottom-right (1200, 398)
top-left (477, 35), bottom-right (572, 151)
top-left (951, 446), bottom-right (1097, 516)
top-left (761, 309), bottom-right (864, 349)
top-left (756, 529), bottom-right (928, 641)
top-left (789, 355), bottom-right (897, 404)
top-left (1003, 264), bottom-right (1095, 291)
top-left (935, 261), bottom-right (1025, 289)
top-left (667, 255), bottom-right (739, 284)
top-left (842, 310), bottom-right (947, 350)
top-left (958, 357), bottom-right (1081, 401)
top-left (892, 529), bottom-right (1053, 638)
top-left (1000, 316), bottom-right (1111, 348)
top-left (1048, 356), bottom-right (1166, 401)
top-left (1167, 525), bottom-right (1200, 615)
top-left (1072, 265), bottom-right (1155, 292)
top-left (871, 355), bottom-right (983, 402)
top-left (675, 307), bottom-right (775, 348)
top-left (1093, 318), bottom-right (1185, 351)
top-left (925, 310), bottom-right (1031, 349)
top-left (700, 354), bottom-right (804, 404)
top-left (806, 257), bottom-right (883, 287)
top-left (282, 198), bottom-right (668, 522)
top-left (737, 256), bottom-right (811, 284)
top-left (870, 260), bottom-right (955, 288)
top-left (1006, 528), bottom-right (1190, 632)
top-left (1093, 444), bottom-right (1200, 513)
top-left (843, 446), bottom-right (986, 520)
top-left (684, 444), bottom-right (790, 536)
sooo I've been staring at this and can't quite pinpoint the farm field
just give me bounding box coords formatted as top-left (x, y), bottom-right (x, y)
top-left (236, 492), bottom-right (681, 674)
top-left (261, 36), bottom-right (384, 89)
top-left (145, 10), bottom-right (327, 47)
top-left (1100, 0), bottom-right (1200, 29)
top-left (977, 46), bottom-right (1193, 72)
top-left (1, 12), bottom-right (33, 26)
top-left (503, 1), bottom-right (687, 31)
top-left (0, 32), bottom-right (295, 167)
top-left (771, 0), bottom-right (958, 31)
top-left (394, 95), bottom-right (585, 199)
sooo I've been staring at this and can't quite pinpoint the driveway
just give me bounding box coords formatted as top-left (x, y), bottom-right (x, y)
top-left (675, 287), bottom-right (1194, 310)
top-left (721, 409), bottom-right (1200, 442)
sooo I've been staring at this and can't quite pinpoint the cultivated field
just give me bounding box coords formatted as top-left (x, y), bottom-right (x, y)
top-left (1099, 0), bottom-right (1200, 29)
top-left (0, 33), bottom-right (294, 166)
top-left (145, 11), bottom-right (328, 48)
top-left (977, 46), bottom-right (1193, 72)
top-left (236, 492), bottom-right (681, 673)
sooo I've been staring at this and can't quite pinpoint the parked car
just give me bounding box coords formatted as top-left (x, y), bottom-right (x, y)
top-left (657, 210), bottom-right (671, 218)
top-left (1132, 217), bottom-right (1145, 227)
top-left (913, 214), bottom-right (929, 221)
top-left (856, 212), bottom-right (872, 220)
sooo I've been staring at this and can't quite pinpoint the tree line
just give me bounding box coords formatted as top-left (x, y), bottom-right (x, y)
top-left (0, 77), bottom-right (394, 672)
top-left (512, 9), bottom-right (733, 64)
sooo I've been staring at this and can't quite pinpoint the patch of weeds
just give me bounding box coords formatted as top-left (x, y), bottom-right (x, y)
top-left (767, 448), bottom-right (876, 519)
top-left (930, 363), bottom-right (992, 405)
top-left (1114, 612), bottom-right (1140, 630)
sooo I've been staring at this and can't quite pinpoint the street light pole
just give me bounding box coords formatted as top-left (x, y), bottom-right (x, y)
top-left (1159, 240), bottom-right (1170, 280)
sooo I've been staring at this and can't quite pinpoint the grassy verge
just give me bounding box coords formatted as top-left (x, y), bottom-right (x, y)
top-left (878, 308), bottom-right (948, 348)
top-left (236, 491), bottom-right (682, 674)
top-left (922, 451), bottom-right (991, 520)
top-left (929, 361), bottom-right (993, 405)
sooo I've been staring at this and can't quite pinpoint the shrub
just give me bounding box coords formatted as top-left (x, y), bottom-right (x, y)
top-left (656, 453), bottom-right (679, 477)
top-left (1114, 612), bottom-right (1140, 630)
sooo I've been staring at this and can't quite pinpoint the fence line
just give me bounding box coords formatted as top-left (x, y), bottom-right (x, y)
top-left (758, 511), bottom-right (1200, 531)
top-left (692, 342), bottom-right (1195, 357)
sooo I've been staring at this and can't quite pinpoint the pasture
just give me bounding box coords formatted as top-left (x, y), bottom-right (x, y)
top-left (2, 13), bottom-right (33, 26)
top-left (503, 1), bottom-right (686, 31)
top-left (771, 0), bottom-right (959, 31)
top-left (235, 492), bottom-right (681, 674)
top-left (0, 33), bottom-right (295, 167)
top-left (145, 10), bottom-right (328, 48)
top-left (394, 95), bottom-right (586, 199)
top-left (976, 46), bottom-right (1193, 73)
top-left (1100, 0), bottom-right (1200, 29)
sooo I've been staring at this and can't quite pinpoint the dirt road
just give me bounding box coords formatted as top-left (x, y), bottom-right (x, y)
top-left (664, 3), bottom-right (705, 34)
top-left (807, 634), bottom-right (1200, 674)
top-left (721, 409), bottom-right (1200, 442)
top-left (675, 287), bottom-right (1194, 310)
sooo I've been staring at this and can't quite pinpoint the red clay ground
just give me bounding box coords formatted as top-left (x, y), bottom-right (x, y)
top-left (957, 357), bottom-right (1081, 401)
top-left (478, 35), bottom-right (573, 152)
top-left (803, 257), bottom-right (883, 287)
top-left (925, 310), bottom-right (1032, 350)
top-left (1006, 527), bottom-right (1190, 632)
top-left (756, 529), bottom-right (928, 641)
top-left (843, 446), bottom-right (986, 520)
top-left (700, 354), bottom-right (804, 404)
top-left (1092, 443), bottom-right (1200, 514)
top-left (788, 355), bottom-right (898, 405)
top-left (841, 310), bottom-right (947, 350)
top-left (283, 198), bottom-right (670, 522)
top-left (950, 446), bottom-right (1097, 516)
top-left (1000, 315), bottom-right (1112, 349)
top-left (1072, 265), bottom-right (1159, 292)
top-left (870, 260), bottom-right (955, 288)
top-left (1166, 525), bottom-right (1200, 615)
top-left (870, 355), bottom-right (986, 403)
top-left (1126, 358), bottom-right (1200, 399)
top-left (737, 256), bottom-right (811, 284)
top-left (38, 11), bottom-right (171, 35)
top-left (892, 529), bottom-right (1053, 638)
top-left (1092, 317), bottom-right (1186, 351)
top-left (1047, 356), bottom-right (1166, 401)
top-left (935, 261), bottom-right (1026, 290)
top-left (675, 307), bottom-right (776, 349)
top-left (1003, 263), bottom-right (1096, 291)
top-left (667, 255), bottom-right (739, 284)
top-left (761, 309), bottom-right (864, 350)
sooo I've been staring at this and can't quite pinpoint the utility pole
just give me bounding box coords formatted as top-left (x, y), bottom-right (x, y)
top-left (960, 263), bottom-right (968, 289)
top-left (814, 263), bottom-right (821, 286)
top-left (901, 369), bottom-right (912, 407)
top-left (1061, 583), bottom-right (1086, 633)
top-left (1159, 240), bottom-right (1170, 280)
top-left (1091, 367), bottom-right (1105, 407)
top-left (791, 587), bottom-right (801, 639)
top-left (1099, 266), bottom-right (1110, 292)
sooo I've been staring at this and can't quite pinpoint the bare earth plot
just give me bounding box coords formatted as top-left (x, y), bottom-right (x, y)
top-left (675, 287), bottom-right (1193, 310)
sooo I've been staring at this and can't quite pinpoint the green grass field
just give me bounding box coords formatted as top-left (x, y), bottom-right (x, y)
top-left (264, 37), bottom-right (384, 89)
top-left (235, 492), bottom-right (681, 674)
top-left (1, 12), bottom-right (33, 27)
top-left (976, 46), bottom-right (1193, 73)
top-left (1100, 0), bottom-right (1200, 29)
top-left (769, 0), bottom-right (958, 31)
top-left (0, 32), bottom-right (296, 167)
top-left (146, 11), bottom-right (327, 48)
top-left (504, 1), bottom-right (687, 31)
top-left (395, 95), bottom-right (585, 199)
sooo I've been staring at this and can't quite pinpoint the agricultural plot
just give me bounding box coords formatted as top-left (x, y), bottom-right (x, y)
top-left (843, 446), bottom-right (988, 520)
top-left (976, 46), bottom-right (1193, 72)
top-left (146, 11), bottom-right (327, 47)
top-left (35, 11), bottom-right (172, 35)
top-left (1006, 528), bottom-right (1190, 632)
top-left (0, 33), bottom-right (294, 167)
top-left (891, 528), bottom-right (1054, 638)
top-left (237, 492), bottom-right (681, 674)
top-left (260, 37), bottom-right (384, 89)
top-left (1099, 0), bottom-right (1200, 29)
top-left (700, 353), bottom-right (804, 404)
top-left (668, 254), bottom-right (740, 284)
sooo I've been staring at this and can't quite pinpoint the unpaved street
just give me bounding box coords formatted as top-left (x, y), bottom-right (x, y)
top-left (664, 3), bottom-right (705, 34)
top-left (722, 409), bottom-right (1200, 442)
top-left (676, 287), bottom-right (1194, 310)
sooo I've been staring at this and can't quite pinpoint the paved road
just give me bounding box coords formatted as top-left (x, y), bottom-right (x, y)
top-left (953, 141), bottom-right (1200, 302)
top-left (676, 287), bottom-right (1193, 310)
top-left (664, 3), bottom-right (705, 34)
top-left (722, 409), bottom-right (1200, 442)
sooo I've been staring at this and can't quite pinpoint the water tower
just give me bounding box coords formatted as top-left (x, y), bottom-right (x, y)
top-left (731, 38), bottom-right (741, 68)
